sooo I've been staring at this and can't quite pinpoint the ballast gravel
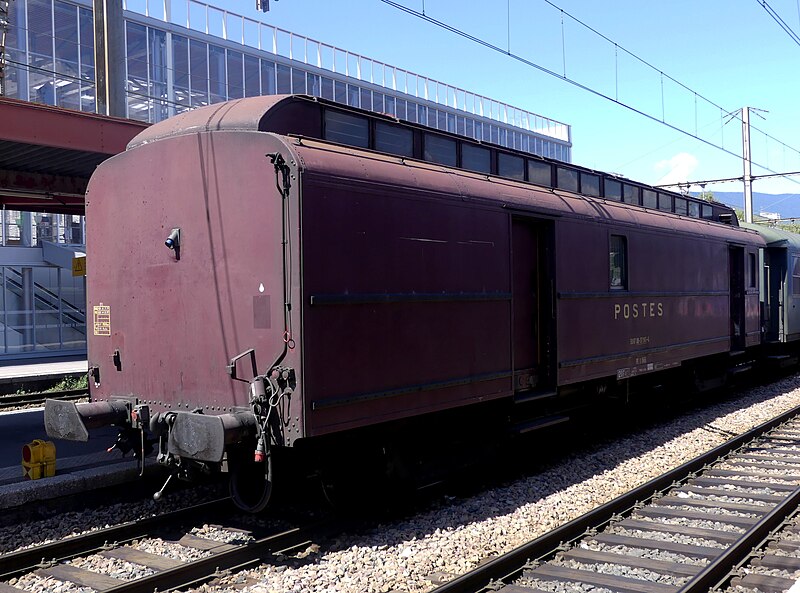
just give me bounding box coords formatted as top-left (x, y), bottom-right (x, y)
top-left (5, 376), bottom-right (800, 593)
top-left (198, 375), bottom-right (800, 593)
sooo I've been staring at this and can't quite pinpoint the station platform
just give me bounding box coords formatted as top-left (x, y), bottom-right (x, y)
top-left (0, 436), bottom-right (143, 510)
top-left (0, 358), bottom-right (146, 510)
top-left (0, 358), bottom-right (88, 391)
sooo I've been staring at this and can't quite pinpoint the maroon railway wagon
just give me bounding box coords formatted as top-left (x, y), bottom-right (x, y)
top-left (45, 95), bottom-right (764, 510)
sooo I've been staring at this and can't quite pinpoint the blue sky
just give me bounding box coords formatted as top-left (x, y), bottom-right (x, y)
top-left (222, 0), bottom-right (800, 198)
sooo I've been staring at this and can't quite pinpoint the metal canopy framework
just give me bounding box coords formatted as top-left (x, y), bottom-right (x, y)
top-left (0, 97), bottom-right (147, 214)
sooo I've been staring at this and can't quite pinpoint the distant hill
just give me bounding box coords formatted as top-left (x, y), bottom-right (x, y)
top-left (702, 191), bottom-right (800, 220)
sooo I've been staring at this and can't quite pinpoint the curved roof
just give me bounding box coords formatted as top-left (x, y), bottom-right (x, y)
top-left (127, 95), bottom-right (290, 149)
top-left (741, 223), bottom-right (800, 249)
top-left (289, 135), bottom-right (763, 246)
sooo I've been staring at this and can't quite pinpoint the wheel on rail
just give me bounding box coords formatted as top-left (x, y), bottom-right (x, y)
top-left (318, 444), bottom-right (416, 514)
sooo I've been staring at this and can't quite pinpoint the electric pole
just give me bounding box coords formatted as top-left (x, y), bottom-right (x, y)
top-left (741, 107), bottom-right (754, 223)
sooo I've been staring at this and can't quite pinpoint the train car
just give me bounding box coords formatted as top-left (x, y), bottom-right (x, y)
top-left (743, 223), bottom-right (800, 348)
top-left (45, 95), bottom-right (764, 510)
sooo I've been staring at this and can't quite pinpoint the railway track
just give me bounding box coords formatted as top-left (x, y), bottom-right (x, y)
top-left (0, 498), bottom-right (338, 593)
top-left (431, 403), bottom-right (800, 593)
top-left (0, 388), bottom-right (87, 411)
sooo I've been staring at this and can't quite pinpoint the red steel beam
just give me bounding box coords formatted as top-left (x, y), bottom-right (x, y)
top-left (0, 97), bottom-right (147, 154)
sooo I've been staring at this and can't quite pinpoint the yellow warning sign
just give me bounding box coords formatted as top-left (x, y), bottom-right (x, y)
top-left (94, 304), bottom-right (111, 336)
top-left (72, 256), bottom-right (86, 277)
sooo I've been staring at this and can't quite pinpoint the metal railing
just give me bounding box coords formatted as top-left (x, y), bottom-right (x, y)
top-left (0, 265), bottom-right (86, 356)
top-left (123, 0), bottom-right (570, 142)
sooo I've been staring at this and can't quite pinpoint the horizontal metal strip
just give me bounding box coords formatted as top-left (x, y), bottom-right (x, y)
top-left (311, 370), bottom-right (512, 410)
top-left (310, 291), bottom-right (512, 306)
top-left (559, 335), bottom-right (729, 368)
top-left (559, 290), bottom-right (729, 299)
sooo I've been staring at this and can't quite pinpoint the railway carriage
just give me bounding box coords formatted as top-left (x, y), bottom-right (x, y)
top-left (45, 95), bottom-right (765, 510)
top-left (742, 224), bottom-right (800, 347)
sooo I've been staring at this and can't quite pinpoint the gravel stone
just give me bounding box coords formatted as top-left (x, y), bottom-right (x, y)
top-left (606, 526), bottom-right (726, 550)
top-left (9, 376), bottom-right (800, 593)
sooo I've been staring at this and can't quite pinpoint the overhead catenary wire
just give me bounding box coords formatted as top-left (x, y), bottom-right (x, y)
top-left (756, 0), bottom-right (800, 47)
top-left (380, 0), bottom-right (800, 188)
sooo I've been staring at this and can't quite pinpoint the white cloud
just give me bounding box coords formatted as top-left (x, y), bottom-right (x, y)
top-left (654, 152), bottom-right (699, 187)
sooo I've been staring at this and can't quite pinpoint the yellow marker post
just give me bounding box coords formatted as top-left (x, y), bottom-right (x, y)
top-left (22, 439), bottom-right (56, 479)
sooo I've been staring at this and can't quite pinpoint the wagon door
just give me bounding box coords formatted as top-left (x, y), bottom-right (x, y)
top-left (729, 245), bottom-right (746, 351)
top-left (511, 218), bottom-right (553, 393)
top-left (763, 247), bottom-right (786, 342)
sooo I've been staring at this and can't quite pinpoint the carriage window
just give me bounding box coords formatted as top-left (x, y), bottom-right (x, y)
top-left (461, 143), bottom-right (491, 173)
top-left (622, 184), bottom-right (639, 205)
top-left (424, 134), bottom-right (457, 166)
top-left (375, 121), bottom-right (413, 156)
top-left (701, 204), bottom-right (713, 219)
top-left (581, 173), bottom-right (600, 197)
top-left (688, 201), bottom-right (700, 218)
top-left (792, 258), bottom-right (800, 295)
top-left (750, 253), bottom-right (757, 288)
top-left (657, 193), bottom-right (672, 212)
top-left (605, 179), bottom-right (622, 201)
top-left (674, 198), bottom-right (688, 216)
top-left (610, 235), bottom-right (628, 290)
top-left (324, 110), bottom-right (369, 148)
top-left (528, 160), bottom-right (552, 187)
top-left (498, 153), bottom-right (525, 180)
top-left (556, 167), bottom-right (579, 192)
top-left (642, 189), bottom-right (657, 209)
top-left (793, 257), bottom-right (800, 295)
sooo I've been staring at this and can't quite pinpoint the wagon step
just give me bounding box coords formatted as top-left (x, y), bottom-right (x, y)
top-left (510, 414), bottom-right (569, 435)
top-left (767, 354), bottom-right (798, 368)
top-left (513, 389), bottom-right (557, 405)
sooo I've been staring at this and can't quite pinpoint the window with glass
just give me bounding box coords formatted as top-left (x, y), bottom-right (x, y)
top-left (498, 153), bottom-right (525, 180)
top-left (227, 50), bottom-right (244, 99)
top-left (605, 179), bottom-right (622, 201)
top-left (206, 44), bottom-right (226, 104)
top-left (674, 197), bottom-right (688, 216)
top-left (462, 144), bottom-right (491, 173)
top-left (749, 253), bottom-right (757, 288)
top-left (375, 121), bottom-right (413, 156)
top-left (190, 40), bottom-right (209, 107)
top-left (793, 257), bottom-right (800, 296)
top-left (273, 63), bottom-right (289, 94)
top-left (324, 110), bottom-right (369, 148)
top-left (244, 55), bottom-right (260, 97)
top-left (689, 201), bottom-right (700, 218)
top-left (528, 160), bottom-right (552, 187)
top-left (642, 189), bottom-right (657, 209)
top-left (581, 173), bottom-right (600, 197)
top-left (556, 167), bottom-right (579, 192)
top-left (318, 76), bottom-right (332, 100)
top-left (172, 35), bottom-right (190, 108)
top-left (701, 204), bottom-right (713, 219)
top-left (424, 134), bottom-right (457, 166)
top-left (657, 193), bottom-right (672, 212)
top-left (622, 184), bottom-right (638, 205)
top-left (610, 235), bottom-right (628, 290)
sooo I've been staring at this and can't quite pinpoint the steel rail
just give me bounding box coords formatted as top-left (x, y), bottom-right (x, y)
top-left (0, 388), bottom-right (87, 410)
top-left (0, 498), bottom-right (232, 580)
top-left (430, 402), bottom-right (800, 593)
top-left (100, 522), bottom-right (335, 593)
top-left (676, 483), bottom-right (800, 593)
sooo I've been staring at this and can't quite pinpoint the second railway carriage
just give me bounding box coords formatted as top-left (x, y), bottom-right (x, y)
top-left (743, 224), bottom-right (800, 347)
top-left (45, 95), bottom-right (764, 510)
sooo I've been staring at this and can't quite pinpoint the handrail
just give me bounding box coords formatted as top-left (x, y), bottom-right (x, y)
top-left (121, 0), bottom-right (570, 142)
